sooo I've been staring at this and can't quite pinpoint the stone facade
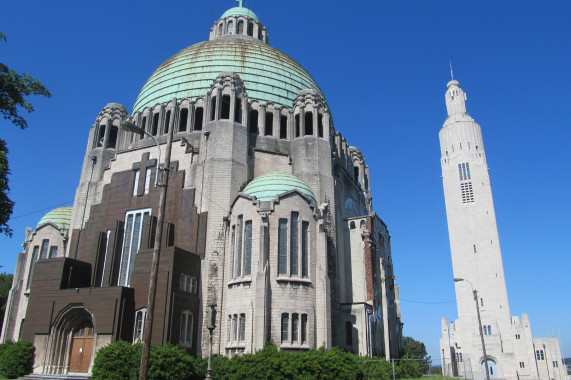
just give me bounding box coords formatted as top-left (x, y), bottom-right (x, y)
top-left (439, 79), bottom-right (566, 380)
top-left (1, 3), bottom-right (403, 375)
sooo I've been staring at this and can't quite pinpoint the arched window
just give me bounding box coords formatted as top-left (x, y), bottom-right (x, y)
top-left (210, 96), bottom-right (217, 121)
top-left (227, 21), bottom-right (234, 35)
top-left (277, 212), bottom-right (309, 278)
top-left (218, 23), bottom-right (223, 36)
top-left (234, 97), bottom-right (242, 123)
top-left (180, 311), bottom-right (193, 347)
top-left (107, 126), bottom-right (118, 148)
top-left (164, 110), bottom-right (171, 134)
top-left (304, 111), bottom-right (313, 135)
top-left (151, 113), bottom-right (159, 136)
top-left (179, 108), bottom-right (188, 132)
top-left (194, 107), bottom-right (203, 131)
top-left (97, 125), bottom-right (106, 147)
top-left (295, 114), bottom-right (300, 137)
top-left (249, 110), bottom-right (259, 133)
top-left (280, 115), bottom-right (288, 139)
top-left (318, 114), bottom-right (324, 138)
top-left (247, 22), bottom-right (253, 36)
top-left (221, 95), bottom-right (231, 119)
top-left (238, 20), bottom-right (244, 34)
top-left (265, 112), bottom-right (274, 136)
top-left (133, 308), bottom-right (147, 342)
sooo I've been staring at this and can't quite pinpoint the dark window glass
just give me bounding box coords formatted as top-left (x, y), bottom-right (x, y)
top-left (265, 112), bottom-right (274, 136)
top-left (249, 110), bottom-right (259, 133)
top-left (221, 95), bottom-right (231, 119)
top-left (179, 108), bottom-right (188, 132)
top-left (278, 219), bottom-right (288, 275)
top-left (194, 108), bottom-right (203, 131)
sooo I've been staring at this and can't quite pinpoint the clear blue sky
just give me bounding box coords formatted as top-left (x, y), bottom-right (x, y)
top-left (1, 0), bottom-right (569, 363)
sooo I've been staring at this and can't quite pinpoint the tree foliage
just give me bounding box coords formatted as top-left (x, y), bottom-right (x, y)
top-left (0, 140), bottom-right (14, 236)
top-left (401, 336), bottom-right (431, 374)
top-left (0, 272), bottom-right (13, 335)
top-left (0, 32), bottom-right (51, 236)
top-left (0, 340), bottom-right (35, 378)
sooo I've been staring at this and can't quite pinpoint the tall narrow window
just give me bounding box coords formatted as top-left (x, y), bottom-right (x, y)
top-left (235, 216), bottom-right (243, 277)
top-left (301, 314), bottom-right (307, 344)
top-left (247, 22), bottom-right (253, 36)
top-left (97, 125), bottom-right (106, 147)
top-left (302, 222), bottom-right (309, 277)
top-left (295, 114), bottom-right (300, 137)
top-left (26, 246), bottom-right (39, 290)
top-left (108, 126), bottom-right (118, 148)
top-left (232, 315), bottom-right (237, 341)
top-left (292, 313), bottom-right (299, 342)
top-left (180, 311), bottom-right (193, 347)
top-left (141, 117), bottom-right (147, 135)
top-left (194, 107), bottom-right (203, 131)
top-left (244, 221), bottom-right (252, 276)
top-left (118, 208), bottom-right (151, 286)
top-left (318, 114), bottom-right (324, 138)
top-left (134, 308), bottom-right (147, 342)
top-left (133, 170), bottom-right (140, 196)
top-left (249, 110), bottom-right (259, 133)
top-left (280, 115), bottom-right (288, 139)
top-left (281, 313), bottom-right (289, 343)
top-left (164, 110), bottom-right (171, 134)
top-left (265, 112), bottom-right (274, 136)
top-left (278, 219), bottom-right (288, 275)
top-left (144, 167), bottom-right (151, 194)
top-left (290, 213), bottom-right (299, 275)
top-left (238, 20), bottom-right (244, 34)
top-left (210, 97), bottom-right (217, 121)
top-left (152, 113), bottom-right (159, 136)
top-left (49, 246), bottom-right (58, 259)
top-left (221, 95), bottom-right (231, 119)
top-left (304, 111), bottom-right (313, 136)
top-left (229, 226), bottom-right (235, 279)
top-left (227, 21), bottom-right (234, 34)
top-left (239, 313), bottom-right (246, 341)
top-left (234, 98), bottom-right (242, 123)
top-left (179, 108), bottom-right (188, 132)
top-left (39, 239), bottom-right (49, 259)
top-left (218, 23), bottom-right (223, 36)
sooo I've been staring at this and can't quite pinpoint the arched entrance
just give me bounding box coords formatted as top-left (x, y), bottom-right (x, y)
top-left (481, 359), bottom-right (498, 378)
top-left (43, 304), bottom-right (96, 375)
top-left (68, 320), bottom-right (94, 373)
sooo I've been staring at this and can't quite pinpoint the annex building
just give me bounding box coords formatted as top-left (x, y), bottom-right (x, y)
top-left (439, 78), bottom-right (566, 380)
top-left (1, 2), bottom-right (403, 375)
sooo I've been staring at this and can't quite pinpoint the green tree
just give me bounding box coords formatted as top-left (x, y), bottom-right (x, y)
top-left (0, 32), bottom-right (51, 236)
top-left (0, 272), bottom-right (13, 335)
top-left (401, 336), bottom-right (431, 374)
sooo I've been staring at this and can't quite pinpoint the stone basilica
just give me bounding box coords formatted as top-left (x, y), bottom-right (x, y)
top-left (1, 2), bottom-right (403, 375)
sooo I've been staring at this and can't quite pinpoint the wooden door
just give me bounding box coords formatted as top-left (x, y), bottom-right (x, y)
top-left (69, 321), bottom-right (94, 373)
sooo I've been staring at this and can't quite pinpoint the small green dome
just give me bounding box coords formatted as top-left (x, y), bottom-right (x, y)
top-left (133, 37), bottom-right (325, 112)
top-left (242, 172), bottom-right (316, 204)
top-left (220, 7), bottom-right (259, 22)
top-left (36, 207), bottom-right (72, 231)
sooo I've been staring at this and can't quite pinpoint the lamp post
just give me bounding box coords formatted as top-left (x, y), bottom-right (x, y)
top-left (121, 110), bottom-right (175, 380)
top-left (205, 305), bottom-right (217, 379)
top-left (454, 278), bottom-right (490, 380)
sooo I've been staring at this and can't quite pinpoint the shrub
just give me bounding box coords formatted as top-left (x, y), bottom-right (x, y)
top-left (91, 340), bottom-right (141, 380)
top-left (395, 358), bottom-right (423, 379)
top-left (147, 344), bottom-right (197, 380)
top-left (0, 340), bottom-right (35, 379)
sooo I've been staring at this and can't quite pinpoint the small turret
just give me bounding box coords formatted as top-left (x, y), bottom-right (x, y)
top-left (445, 80), bottom-right (467, 117)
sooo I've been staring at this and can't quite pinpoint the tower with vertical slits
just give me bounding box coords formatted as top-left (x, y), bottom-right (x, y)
top-left (439, 78), bottom-right (566, 380)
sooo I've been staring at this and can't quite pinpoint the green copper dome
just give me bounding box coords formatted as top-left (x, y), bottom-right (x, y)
top-left (36, 207), bottom-right (72, 231)
top-left (133, 37), bottom-right (325, 112)
top-left (242, 172), bottom-right (316, 204)
top-left (220, 7), bottom-right (259, 22)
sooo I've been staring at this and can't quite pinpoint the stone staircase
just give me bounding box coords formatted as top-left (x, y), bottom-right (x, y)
top-left (19, 374), bottom-right (90, 380)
